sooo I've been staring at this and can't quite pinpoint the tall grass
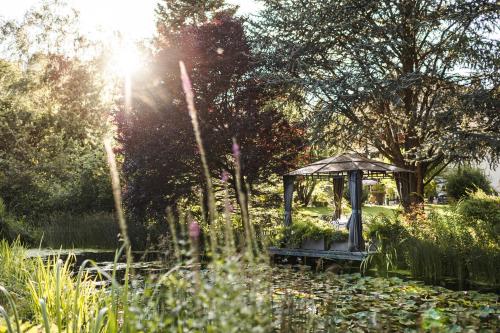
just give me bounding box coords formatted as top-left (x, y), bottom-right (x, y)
top-left (40, 212), bottom-right (120, 249)
top-left (363, 205), bottom-right (500, 288)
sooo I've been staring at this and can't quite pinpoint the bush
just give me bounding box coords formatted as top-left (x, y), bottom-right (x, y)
top-left (343, 185), bottom-right (369, 204)
top-left (287, 215), bottom-right (348, 248)
top-left (0, 198), bottom-right (36, 244)
top-left (363, 215), bottom-right (407, 275)
top-left (445, 167), bottom-right (493, 200)
top-left (457, 190), bottom-right (500, 245)
top-left (363, 205), bottom-right (500, 287)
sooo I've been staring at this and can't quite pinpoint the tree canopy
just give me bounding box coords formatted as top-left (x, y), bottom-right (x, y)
top-left (0, 1), bottom-right (113, 218)
top-left (117, 5), bottom-right (305, 220)
top-left (252, 0), bottom-right (500, 206)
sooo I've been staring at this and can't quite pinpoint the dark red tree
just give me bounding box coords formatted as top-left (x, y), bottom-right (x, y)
top-left (116, 13), bottom-right (304, 220)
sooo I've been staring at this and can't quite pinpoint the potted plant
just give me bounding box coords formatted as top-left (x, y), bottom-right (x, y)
top-left (328, 230), bottom-right (349, 250)
top-left (287, 216), bottom-right (349, 251)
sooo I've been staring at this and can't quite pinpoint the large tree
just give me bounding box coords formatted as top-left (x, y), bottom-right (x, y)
top-left (0, 1), bottom-right (113, 218)
top-left (156, 0), bottom-right (236, 32)
top-left (252, 0), bottom-right (500, 207)
top-left (117, 3), bottom-right (304, 220)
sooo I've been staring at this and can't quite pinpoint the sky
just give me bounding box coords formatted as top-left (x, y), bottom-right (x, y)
top-left (1, 0), bottom-right (263, 40)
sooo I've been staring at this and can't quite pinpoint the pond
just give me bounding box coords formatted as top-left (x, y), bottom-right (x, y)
top-left (26, 248), bottom-right (170, 282)
top-left (27, 248), bottom-right (499, 331)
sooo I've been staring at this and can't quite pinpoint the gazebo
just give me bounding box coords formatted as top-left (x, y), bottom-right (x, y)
top-left (283, 153), bottom-right (413, 253)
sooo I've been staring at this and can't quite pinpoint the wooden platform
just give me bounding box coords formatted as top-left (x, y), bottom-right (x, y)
top-left (269, 247), bottom-right (367, 261)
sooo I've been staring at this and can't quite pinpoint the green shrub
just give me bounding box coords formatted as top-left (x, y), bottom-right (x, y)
top-left (287, 215), bottom-right (348, 248)
top-left (445, 167), bottom-right (493, 200)
top-left (343, 185), bottom-right (369, 204)
top-left (363, 208), bottom-right (500, 287)
top-left (457, 190), bottom-right (500, 244)
top-left (363, 216), bottom-right (407, 275)
top-left (424, 180), bottom-right (438, 200)
top-left (0, 198), bottom-right (36, 244)
top-left (370, 183), bottom-right (385, 193)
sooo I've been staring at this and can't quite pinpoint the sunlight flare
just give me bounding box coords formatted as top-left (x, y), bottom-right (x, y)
top-left (107, 41), bottom-right (142, 78)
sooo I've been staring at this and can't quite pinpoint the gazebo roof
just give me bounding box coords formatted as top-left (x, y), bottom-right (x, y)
top-left (287, 153), bottom-right (413, 177)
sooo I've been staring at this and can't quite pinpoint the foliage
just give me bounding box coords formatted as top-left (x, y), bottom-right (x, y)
top-left (272, 270), bottom-right (499, 332)
top-left (364, 215), bottom-right (406, 275)
top-left (156, 0), bottom-right (237, 33)
top-left (369, 183), bottom-right (386, 204)
top-left (295, 177), bottom-right (316, 207)
top-left (343, 185), bottom-right (369, 204)
top-left (0, 1), bottom-right (113, 221)
top-left (446, 167), bottom-right (494, 200)
top-left (293, 147), bottom-right (333, 207)
top-left (364, 195), bottom-right (500, 287)
top-left (370, 183), bottom-right (385, 193)
top-left (0, 199), bottom-right (35, 244)
top-left (424, 179), bottom-right (438, 200)
top-left (286, 215), bottom-right (348, 248)
top-left (26, 255), bottom-right (106, 330)
top-left (252, 0), bottom-right (500, 208)
top-left (0, 239), bottom-right (34, 318)
top-left (457, 190), bottom-right (500, 246)
top-left (40, 212), bottom-right (121, 249)
top-left (1, 240), bottom-right (499, 332)
top-left (310, 182), bottom-right (332, 207)
top-left (117, 7), bottom-right (305, 222)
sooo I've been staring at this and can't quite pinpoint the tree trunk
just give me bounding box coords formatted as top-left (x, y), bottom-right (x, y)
top-left (296, 177), bottom-right (316, 206)
top-left (395, 165), bottom-right (425, 211)
top-left (200, 187), bottom-right (210, 223)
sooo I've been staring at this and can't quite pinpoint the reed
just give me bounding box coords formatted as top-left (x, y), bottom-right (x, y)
top-left (40, 212), bottom-right (120, 249)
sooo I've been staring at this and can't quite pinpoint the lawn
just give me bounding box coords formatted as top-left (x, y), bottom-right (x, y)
top-left (298, 204), bottom-right (450, 220)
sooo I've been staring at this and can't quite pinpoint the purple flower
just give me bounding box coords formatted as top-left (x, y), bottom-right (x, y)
top-left (221, 170), bottom-right (230, 182)
top-left (232, 142), bottom-right (240, 158)
top-left (189, 221), bottom-right (200, 239)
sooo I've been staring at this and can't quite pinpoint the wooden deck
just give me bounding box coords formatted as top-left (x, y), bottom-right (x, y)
top-left (269, 247), bottom-right (368, 261)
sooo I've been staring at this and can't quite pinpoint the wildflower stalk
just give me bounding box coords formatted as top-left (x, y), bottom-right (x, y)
top-left (179, 61), bottom-right (218, 258)
top-left (104, 138), bottom-right (132, 331)
top-left (188, 219), bottom-right (201, 290)
top-left (222, 173), bottom-right (235, 256)
top-left (104, 139), bottom-right (131, 251)
top-left (166, 208), bottom-right (181, 261)
top-left (232, 138), bottom-right (257, 259)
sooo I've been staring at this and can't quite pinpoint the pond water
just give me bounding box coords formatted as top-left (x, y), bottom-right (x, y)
top-left (26, 248), bottom-right (170, 282)
top-left (27, 248), bottom-right (499, 292)
top-left (26, 248), bottom-right (499, 331)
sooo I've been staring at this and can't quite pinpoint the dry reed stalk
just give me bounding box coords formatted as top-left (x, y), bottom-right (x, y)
top-left (179, 61), bottom-right (218, 257)
top-left (166, 207), bottom-right (181, 261)
top-left (104, 137), bottom-right (132, 331)
top-left (104, 138), bottom-right (130, 251)
top-left (222, 172), bottom-right (236, 256)
top-left (232, 138), bottom-right (257, 258)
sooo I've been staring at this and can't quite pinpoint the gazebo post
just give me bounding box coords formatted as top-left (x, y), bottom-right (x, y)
top-left (283, 175), bottom-right (295, 226)
top-left (347, 170), bottom-right (365, 251)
